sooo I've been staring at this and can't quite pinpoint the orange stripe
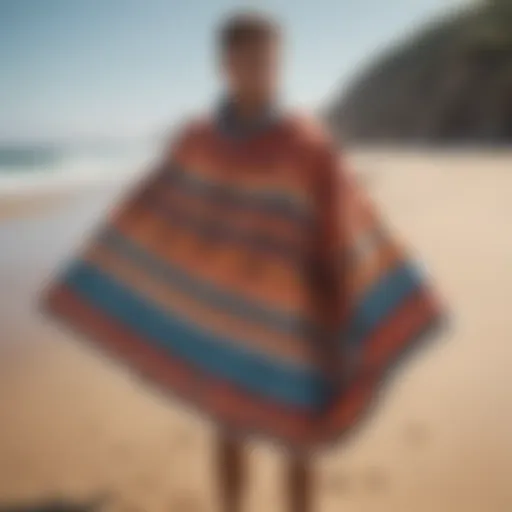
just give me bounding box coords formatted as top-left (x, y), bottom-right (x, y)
top-left (110, 205), bottom-right (312, 314)
top-left (82, 243), bottom-right (317, 367)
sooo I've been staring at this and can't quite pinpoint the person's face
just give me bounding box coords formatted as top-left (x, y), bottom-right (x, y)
top-left (222, 37), bottom-right (280, 102)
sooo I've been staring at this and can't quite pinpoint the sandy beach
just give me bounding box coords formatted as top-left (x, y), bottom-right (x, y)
top-left (0, 149), bottom-right (511, 512)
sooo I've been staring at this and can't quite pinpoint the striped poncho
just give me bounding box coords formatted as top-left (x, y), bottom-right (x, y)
top-left (43, 111), bottom-right (444, 452)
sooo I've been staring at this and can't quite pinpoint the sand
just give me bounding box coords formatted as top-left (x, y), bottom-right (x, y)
top-left (0, 149), bottom-right (511, 512)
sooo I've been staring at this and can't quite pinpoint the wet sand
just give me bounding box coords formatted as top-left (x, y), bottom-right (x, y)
top-left (0, 149), bottom-right (511, 512)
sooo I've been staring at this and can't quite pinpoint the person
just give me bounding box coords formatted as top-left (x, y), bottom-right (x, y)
top-left (44, 10), bottom-right (444, 512)
top-left (207, 14), bottom-right (339, 512)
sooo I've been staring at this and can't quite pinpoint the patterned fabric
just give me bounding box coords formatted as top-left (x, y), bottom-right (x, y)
top-left (43, 113), bottom-right (444, 452)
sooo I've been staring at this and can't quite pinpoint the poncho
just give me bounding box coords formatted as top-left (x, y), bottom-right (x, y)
top-left (43, 111), bottom-right (444, 452)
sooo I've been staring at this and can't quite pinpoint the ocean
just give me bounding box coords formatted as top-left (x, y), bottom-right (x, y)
top-left (0, 140), bottom-right (158, 193)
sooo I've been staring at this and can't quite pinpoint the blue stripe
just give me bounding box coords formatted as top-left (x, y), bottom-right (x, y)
top-left (167, 165), bottom-right (314, 226)
top-left (346, 262), bottom-right (424, 347)
top-left (100, 227), bottom-right (316, 338)
top-left (64, 260), bottom-right (328, 410)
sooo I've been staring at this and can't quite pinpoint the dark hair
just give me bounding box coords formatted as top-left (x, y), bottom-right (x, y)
top-left (218, 11), bottom-right (281, 52)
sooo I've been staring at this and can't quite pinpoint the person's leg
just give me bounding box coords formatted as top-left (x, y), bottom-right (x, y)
top-left (287, 453), bottom-right (313, 512)
top-left (217, 434), bottom-right (246, 512)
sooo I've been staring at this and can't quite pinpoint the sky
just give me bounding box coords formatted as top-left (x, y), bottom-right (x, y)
top-left (0, 0), bottom-right (470, 143)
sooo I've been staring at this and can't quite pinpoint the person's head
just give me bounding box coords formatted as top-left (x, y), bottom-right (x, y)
top-left (217, 11), bottom-right (282, 105)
